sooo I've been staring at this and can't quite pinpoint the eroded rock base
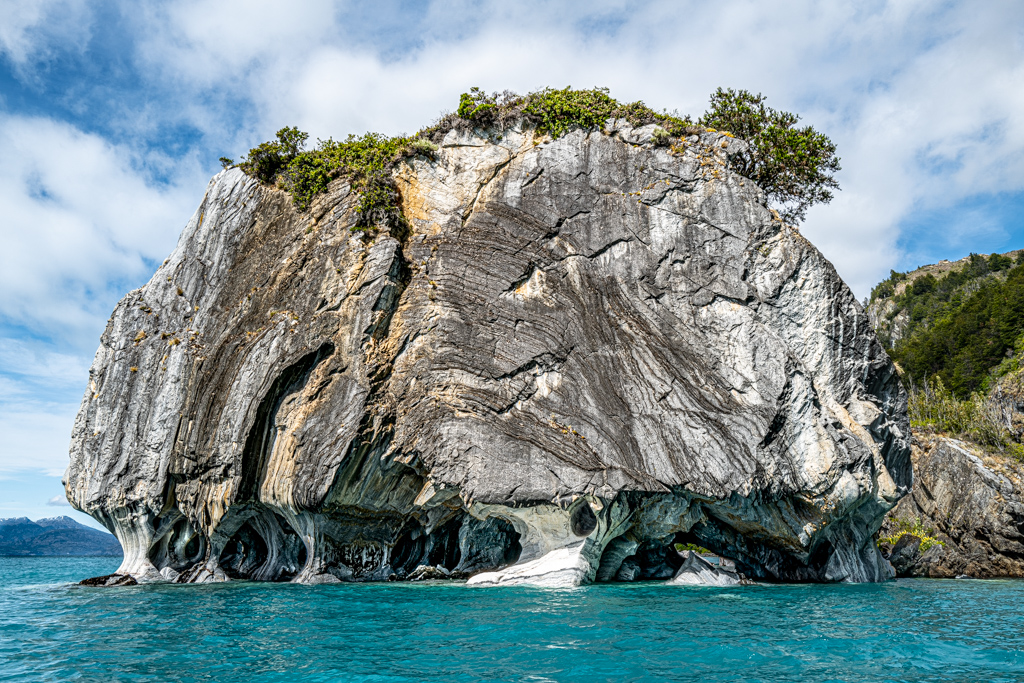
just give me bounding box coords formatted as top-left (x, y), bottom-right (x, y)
top-left (92, 485), bottom-right (893, 587)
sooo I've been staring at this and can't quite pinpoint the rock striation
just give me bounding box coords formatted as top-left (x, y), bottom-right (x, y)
top-left (65, 120), bottom-right (910, 586)
top-left (880, 434), bottom-right (1024, 578)
top-left (668, 550), bottom-right (743, 586)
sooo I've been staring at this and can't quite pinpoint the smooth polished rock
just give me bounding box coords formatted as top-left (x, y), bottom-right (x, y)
top-left (668, 551), bottom-right (742, 586)
top-left (65, 120), bottom-right (909, 586)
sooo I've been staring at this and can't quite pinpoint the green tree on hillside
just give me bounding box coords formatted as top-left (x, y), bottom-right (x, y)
top-left (894, 261), bottom-right (1024, 396)
top-left (699, 88), bottom-right (841, 224)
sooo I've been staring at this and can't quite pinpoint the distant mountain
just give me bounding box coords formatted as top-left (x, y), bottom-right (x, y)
top-left (0, 516), bottom-right (122, 556)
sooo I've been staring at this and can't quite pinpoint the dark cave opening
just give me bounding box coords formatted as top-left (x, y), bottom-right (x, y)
top-left (570, 501), bottom-right (598, 537)
top-left (238, 343), bottom-right (334, 502)
top-left (184, 534), bottom-right (200, 561)
top-left (426, 517), bottom-right (462, 570)
top-left (149, 517), bottom-right (206, 571)
top-left (391, 523), bottom-right (427, 575)
top-left (220, 521), bottom-right (270, 580)
top-left (458, 516), bottom-right (522, 573)
top-left (604, 537), bottom-right (685, 582)
top-left (391, 514), bottom-right (524, 578)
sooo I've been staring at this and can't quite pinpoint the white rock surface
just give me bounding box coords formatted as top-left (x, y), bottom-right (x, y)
top-left (669, 551), bottom-right (742, 586)
top-left (65, 121), bottom-right (910, 587)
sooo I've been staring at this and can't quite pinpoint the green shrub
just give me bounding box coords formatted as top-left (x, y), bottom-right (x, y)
top-left (236, 86), bottom-right (839, 234)
top-left (239, 129), bottom-right (415, 234)
top-left (989, 252), bottom-right (1013, 272)
top-left (651, 126), bottom-right (672, 146)
top-left (893, 261), bottom-right (1024, 396)
top-left (908, 377), bottom-right (1013, 449)
top-left (438, 86), bottom-right (694, 141)
top-left (674, 542), bottom-right (712, 554)
top-left (239, 126), bottom-right (309, 183)
top-left (879, 517), bottom-right (945, 552)
top-left (698, 88), bottom-right (840, 224)
top-left (409, 138), bottom-right (439, 155)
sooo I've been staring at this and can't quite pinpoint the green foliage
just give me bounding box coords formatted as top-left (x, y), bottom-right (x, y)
top-left (449, 86), bottom-right (693, 140)
top-left (285, 133), bottom-right (412, 224)
top-left (650, 126), bottom-right (672, 146)
top-left (892, 259), bottom-right (1024, 396)
top-left (408, 138), bottom-right (439, 155)
top-left (698, 88), bottom-right (840, 224)
top-left (219, 157), bottom-right (234, 169)
top-left (879, 518), bottom-right (945, 552)
top-left (870, 269), bottom-right (907, 303)
top-left (241, 128), bottom-right (416, 233)
top-left (236, 86), bottom-right (840, 235)
top-left (239, 126), bottom-right (310, 183)
top-left (908, 377), bottom-right (1014, 448)
top-left (674, 542), bottom-right (712, 554)
top-left (457, 87), bottom-right (498, 120)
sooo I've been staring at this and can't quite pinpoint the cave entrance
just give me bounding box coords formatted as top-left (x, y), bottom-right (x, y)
top-left (457, 516), bottom-right (522, 574)
top-left (238, 343), bottom-right (334, 503)
top-left (149, 516), bottom-right (206, 571)
top-left (601, 537), bottom-right (684, 582)
top-left (269, 510), bottom-right (306, 582)
top-left (220, 521), bottom-right (270, 580)
top-left (426, 517), bottom-right (463, 571)
top-left (391, 522), bottom-right (427, 576)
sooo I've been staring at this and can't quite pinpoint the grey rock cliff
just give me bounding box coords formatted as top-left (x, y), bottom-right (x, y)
top-left (880, 435), bottom-right (1024, 578)
top-left (65, 122), bottom-right (910, 586)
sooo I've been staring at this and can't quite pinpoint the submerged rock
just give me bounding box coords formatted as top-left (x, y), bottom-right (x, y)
top-left (880, 435), bottom-right (1024, 578)
top-left (668, 551), bottom-right (742, 586)
top-left (79, 573), bottom-right (138, 587)
top-left (64, 120), bottom-right (909, 586)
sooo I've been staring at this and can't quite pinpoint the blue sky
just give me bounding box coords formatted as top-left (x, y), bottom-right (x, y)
top-left (1, 0), bottom-right (1023, 528)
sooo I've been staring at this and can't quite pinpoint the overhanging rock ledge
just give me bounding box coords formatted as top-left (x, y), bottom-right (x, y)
top-left (65, 122), bottom-right (910, 586)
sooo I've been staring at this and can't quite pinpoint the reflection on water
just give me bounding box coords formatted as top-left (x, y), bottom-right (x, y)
top-left (1, 556), bottom-right (1023, 682)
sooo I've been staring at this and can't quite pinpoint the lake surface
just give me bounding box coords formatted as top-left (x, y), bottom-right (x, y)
top-left (2, 556), bottom-right (1023, 682)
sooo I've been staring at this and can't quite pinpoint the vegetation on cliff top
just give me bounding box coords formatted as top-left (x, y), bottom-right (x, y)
top-left (873, 253), bottom-right (1024, 397)
top-left (868, 251), bottom-right (1024, 458)
top-left (232, 86), bottom-right (840, 232)
top-left (908, 377), bottom-right (1024, 457)
top-left (698, 88), bottom-right (840, 224)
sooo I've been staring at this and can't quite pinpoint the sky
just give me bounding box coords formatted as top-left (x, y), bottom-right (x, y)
top-left (1, 0), bottom-right (1023, 528)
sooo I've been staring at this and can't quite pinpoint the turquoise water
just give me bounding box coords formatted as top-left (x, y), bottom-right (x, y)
top-left (2, 557), bottom-right (1023, 682)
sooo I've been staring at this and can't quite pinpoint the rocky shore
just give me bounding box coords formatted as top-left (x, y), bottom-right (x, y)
top-left (880, 433), bottom-right (1024, 578)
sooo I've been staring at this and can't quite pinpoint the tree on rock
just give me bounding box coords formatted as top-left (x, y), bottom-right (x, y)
top-left (699, 88), bottom-right (840, 224)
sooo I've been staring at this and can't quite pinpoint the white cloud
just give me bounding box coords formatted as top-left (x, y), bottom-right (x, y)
top-left (0, 114), bottom-right (203, 340)
top-left (0, 115), bottom-right (202, 478)
top-left (118, 0), bottom-right (1024, 296)
top-left (0, 400), bottom-right (78, 476)
top-left (0, 338), bottom-right (90, 391)
top-left (47, 494), bottom-right (70, 506)
top-left (0, 0), bottom-right (91, 65)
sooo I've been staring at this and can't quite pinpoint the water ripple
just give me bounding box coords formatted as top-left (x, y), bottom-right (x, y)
top-left (2, 557), bottom-right (1023, 682)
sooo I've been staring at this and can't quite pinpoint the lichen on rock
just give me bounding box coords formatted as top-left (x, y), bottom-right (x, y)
top-left (64, 112), bottom-right (910, 587)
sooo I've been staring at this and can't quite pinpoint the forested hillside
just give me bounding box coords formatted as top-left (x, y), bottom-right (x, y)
top-left (868, 251), bottom-right (1024, 579)
top-left (868, 251), bottom-right (1024, 397)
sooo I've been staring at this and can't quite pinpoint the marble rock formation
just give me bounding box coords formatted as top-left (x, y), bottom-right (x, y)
top-left (65, 121), bottom-right (910, 586)
top-left (668, 551), bottom-right (742, 586)
top-left (880, 435), bottom-right (1024, 578)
